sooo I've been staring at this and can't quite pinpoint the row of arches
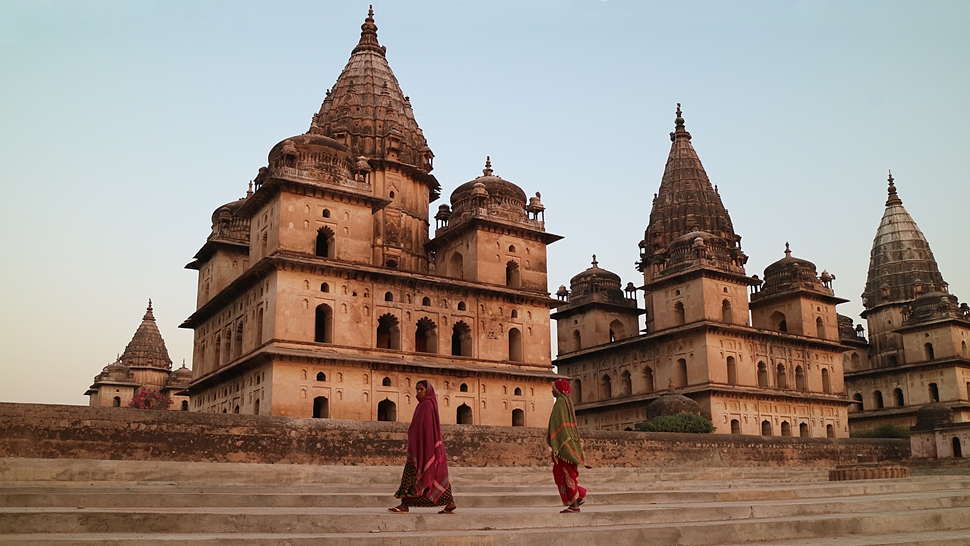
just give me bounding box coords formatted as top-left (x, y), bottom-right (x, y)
top-left (311, 396), bottom-right (526, 426)
top-left (736, 419), bottom-right (835, 438)
top-left (851, 383), bottom-right (939, 411)
top-left (314, 306), bottom-right (523, 360)
top-left (208, 308), bottom-right (264, 373)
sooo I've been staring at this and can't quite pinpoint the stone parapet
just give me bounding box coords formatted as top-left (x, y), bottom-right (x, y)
top-left (828, 463), bottom-right (910, 481)
top-left (0, 403), bottom-right (909, 468)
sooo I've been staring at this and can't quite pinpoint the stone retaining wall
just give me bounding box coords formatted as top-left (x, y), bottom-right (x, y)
top-left (0, 403), bottom-right (909, 467)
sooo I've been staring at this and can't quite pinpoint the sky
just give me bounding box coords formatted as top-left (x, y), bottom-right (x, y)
top-left (1, 1), bottom-right (968, 406)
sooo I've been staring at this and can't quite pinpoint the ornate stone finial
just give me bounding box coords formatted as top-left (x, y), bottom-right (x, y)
top-left (591, 254), bottom-right (598, 267)
top-left (246, 180), bottom-right (253, 198)
top-left (784, 242), bottom-right (791, 258)
top-left (353, 5), bottom-right (383, 56)
top-left (483, 156), bottom-right (493, 177)
top-left (671, 103), bottom-right (691, 141)
top-left (181, 359), bottom-right (187, 369)
top-left (886, 169), bottom-right (902, 206)
top-left (368, 4), bottom-right (374, 18)
top-left (144, 299), bottom-right (155, 321)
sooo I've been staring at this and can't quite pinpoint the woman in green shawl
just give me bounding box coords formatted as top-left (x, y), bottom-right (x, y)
top-left (548, 378), bottom-right (588, 513)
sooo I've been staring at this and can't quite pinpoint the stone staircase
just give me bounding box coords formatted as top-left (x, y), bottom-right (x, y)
top-left (2, 458), bottom-right (969, 545)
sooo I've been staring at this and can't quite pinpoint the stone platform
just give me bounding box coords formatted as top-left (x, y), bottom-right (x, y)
top-left (2, 458), bottom-right (969, 545)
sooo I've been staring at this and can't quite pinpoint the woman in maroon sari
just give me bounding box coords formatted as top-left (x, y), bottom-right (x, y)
top-left (388, 380), bottom-right (457, 514)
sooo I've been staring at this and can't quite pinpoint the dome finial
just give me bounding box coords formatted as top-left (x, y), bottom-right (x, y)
top-left (246, 180), bottom-right (253, 198)
top-left (144, 299), bottom-right (156, 321)
top-left (591, 254), bottom-right (598, 267)
top-left (784, 242), bottom-right (791, 258)
top-left (483, 156), bottom-right (493, 177)
top-left (886, 169), bottom-right (902, 206)
top-left (353, 4), bottom-right (382, 56)
top-left (670, 102), bottom-right (691, 142)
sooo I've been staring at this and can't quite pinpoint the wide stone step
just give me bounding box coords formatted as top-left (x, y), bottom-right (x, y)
top-left (2, 507), bottom-right (969, 546)
top-left (3, 488), bottom-right (969, 535)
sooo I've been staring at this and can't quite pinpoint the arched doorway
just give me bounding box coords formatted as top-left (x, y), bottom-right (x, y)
top-left (452, 321), bottom-right (472, 356)
top-left (953, 437), bottom-right (963, 458)
top-left (377, 314), bottom-right (401, 350)
top-left (457, 403), bottom-right (473, 424)
top-left (415, 317), bottom-right (437, 353)
top-left (313, 396), bottom-right (329, 418)
top-left (315, 304), bottom-right (333, 343)
top-left (508, 328), bottom-right (522, 362)
top-left (512, 408), bottom-right (525, 427)
top-left (377, 398), bottom-right (397, 422)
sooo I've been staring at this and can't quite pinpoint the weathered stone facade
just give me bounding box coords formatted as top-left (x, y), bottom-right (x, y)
top-left (842, 175), bottom-right (970, 432)
top-left (85, 301), bottom-right (190, 410)
top-left (554, 107), bottom-right (852, 438)
top-left (179, 10), bottom-right (560, 426)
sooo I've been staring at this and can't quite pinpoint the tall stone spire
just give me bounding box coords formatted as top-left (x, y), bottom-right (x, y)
top-left (861, 172), bottom-right (946, 314)
top-left (307, 6), bottom-right (434, 173)
top-left (639, 104), bottom-right (743, 274)
top-left (120, 300), bottom-right (173, 371)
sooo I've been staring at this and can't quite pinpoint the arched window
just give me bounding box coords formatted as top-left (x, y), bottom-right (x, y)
top-left (232, 404), bottom-right (238, 413)
top-left (182, 400), bottom-right (189, 411)
top-left (816, 317), bottom-right (826, 339)
top-left (214, 334), bottom-right (222, 368)
top-left (315, 304), bottom-right (333, 343)
top-left (761, 420), bottom-right (772, 436)
top-left (770, 311), bottom-right (787, 332)
top-left (826, 424), bottom-right (835, 438)
top-left (781, 421), bottom-right (791, 436)
top-left (600, 374), bottom-right (612, 399)
top-left (963, 341), bottom-right (968, 358)
top-left (574, 379), bottom-right (583, 402)
top-left (508, 244), bottom-right (516, 252)
top-left (924, 342), bottom-right (935, 360)
top-left (316, 372), bottom-right (326, 381)
top-left (874, 390), bottom-right (884, 409)
top-left (953, 437), bottom-right (963, 458)
top-left (571, 330), bottom-right (582, 352)
top-left (893, 388), bottom-right (904, 407)
top-left (377, 399), bottom-right (397, 422)
top-left (382, 376), bottom-right (392, 386)
top-left (514, 387), bottom-right (522, 396)
top-left (422, 297), bottom-right (431, 306)
top-left (795, 365), bottom-right (806, 391)
top-left (508, 328), bottom-right (523, 362)
top-left (676, 358), bottom-right (688, 387)
top-left (452, 321), bottom-right (472, 356)
top-left (384, 291), bottom-right (394, 302)
top-left (888, 354), bottom-right (899, 367)
top-left (505, 261), bottom-right (520, 288)
top-left (234, 322), bottom-right (243, 359)
top-left (256, 307), bottom-right (264, 346)
top-left (610, 320), bottom-right (625, 342)
top-left (254, 399), bottom-right (260, 415)
top-left (315, 227), bottom-right (334, 258)
top-left (929, 382), bottom-right (940, 402)
top-left (448, 252), bottom-right (464, 279)
top-left (799, 423), bottom-right (809, 437)
top-left (674, 301), bottom-right (685, 326)
top-left (850, 352), bottom-right (861, 370)
top-left (852, 393), bottom-right (864, 411)
top-left (322, 209), bottom-right (331, 218)
top-left (376, 314), bottom-right (401, 350)
top-left (512, 408), bottom-right (525, 426)
top-left (757, 362), bottom-right (768, 387)
top-left (621, 370), bottom-right (632, 396)
top-left (415, 317), bottom-right (437, 353)
top-left (460, 383), bottom-right (469, 392)
top-left (726, 356), bottom-right (737, 385)
top-left (776, 364), bottom-right (787, 389)
top-left (730, 419), bottom-right (741, 434)
top-left (313, 396), bottom-right (329, 418)
top-left (457, 403), bottom-right (473, 424)
top-left (822, 368), bottom-right (831, 394)
top-left (722, 300), bottom-right (732, 324)
top-left (112, 396), bottom-right (121, 407)
top-left (224, 328), bottom-right (232, 365)
top-left (457, 301), bottom-right (466, 311)
top-left (643, 367), bottom-right (655, 393)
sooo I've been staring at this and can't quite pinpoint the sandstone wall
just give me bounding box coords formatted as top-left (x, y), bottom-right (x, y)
top-left (0, 402), bottom-right (908, 467)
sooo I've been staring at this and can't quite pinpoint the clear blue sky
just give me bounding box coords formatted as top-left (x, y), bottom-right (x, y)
top-left (1, 1), bottom-right (968, 405)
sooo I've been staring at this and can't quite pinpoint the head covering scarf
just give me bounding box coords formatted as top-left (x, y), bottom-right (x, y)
top-left (406, 382), bottom-right (451, 503)
top-left (548, 379), bottom-right (586, 466)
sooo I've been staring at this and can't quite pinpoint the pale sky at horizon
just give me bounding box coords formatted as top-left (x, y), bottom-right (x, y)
top-left (1, 1), bottom-right (968, 405)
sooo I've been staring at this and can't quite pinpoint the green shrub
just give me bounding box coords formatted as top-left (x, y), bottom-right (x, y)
top-left (636, 413), bottom-right (715, 433)
top-left (850, 424), bottom-right (910, 439)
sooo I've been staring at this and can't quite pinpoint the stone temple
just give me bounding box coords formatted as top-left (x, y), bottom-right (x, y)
top-left (80, 9), bottom-right (970, 443)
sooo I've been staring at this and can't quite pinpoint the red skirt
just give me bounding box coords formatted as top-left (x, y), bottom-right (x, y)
top-left (552, 456), bottom-right (587, 506)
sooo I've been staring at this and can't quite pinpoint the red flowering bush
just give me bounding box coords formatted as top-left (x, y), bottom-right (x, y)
top-left (128, 389), bottom-right (173, 410)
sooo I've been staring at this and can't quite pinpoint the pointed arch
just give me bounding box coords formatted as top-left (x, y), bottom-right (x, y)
top-left (505, 261), bottom-right (520, 288)
top-left (315, 226), bottom-right (335, 258)
top-left (451, 321), bottom-right (472, 356)
top-left (315, 304), bottom-right (333, 343)
top-left (376, 314), bottom-right (401, 350)
top-left (508, 327), bottom-right (522, 361)
top-left (415, 317), bottom-right (437, 354)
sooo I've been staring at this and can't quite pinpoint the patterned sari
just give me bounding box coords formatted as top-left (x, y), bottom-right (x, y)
top-left (547, 379), bottom-right (587, 506)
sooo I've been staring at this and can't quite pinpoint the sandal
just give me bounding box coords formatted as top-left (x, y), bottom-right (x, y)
top-left (438, 503), bottom-right (457, 514)
top-left (387, 505), bottom-right (409, 513)
top-left (577, 498), bottom-right (586, 507)
top-left (560, 506), bottom-right (581, 513)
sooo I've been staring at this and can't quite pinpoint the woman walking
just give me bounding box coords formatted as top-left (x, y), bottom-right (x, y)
top-left (388, 380), bottom-right (457, 514)
top-left (548, 378), bottom-right (587, 513)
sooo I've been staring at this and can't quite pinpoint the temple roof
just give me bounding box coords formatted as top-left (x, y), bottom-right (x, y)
top-left (120, 300), bottom-right (173, 371)
top-left (640, 105), bottom-right (740, 264)
top-left (862, 172), bottom-right (947, 315)
top-left (307, 7), bottom-right (433, 172)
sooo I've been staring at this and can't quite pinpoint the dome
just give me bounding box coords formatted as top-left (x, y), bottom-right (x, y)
top-left (564, 255), bottom-right (626, 304)
top-left (570, 257), bottom-right (621, 286)
top-left (266, 134), bottom-right (353, 182)
top-left (646, 390), bottom-right (701, 419)
top-left (98, 358), bottom-right (132, 382)
top-left (915, 402), bottom-right (953, 429)
top-left (903, 291), bottom-right (963, 325)
top-left (752, 243), bottom-right (830, 300)
top-left (120, 300), bottom-right (173, 371)
top-left (167, 363), bottom-right (193, 388)
top-left (446, 158), bottom-right (529, 226)
top-left (210, 197), bottom-right (247, 227)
